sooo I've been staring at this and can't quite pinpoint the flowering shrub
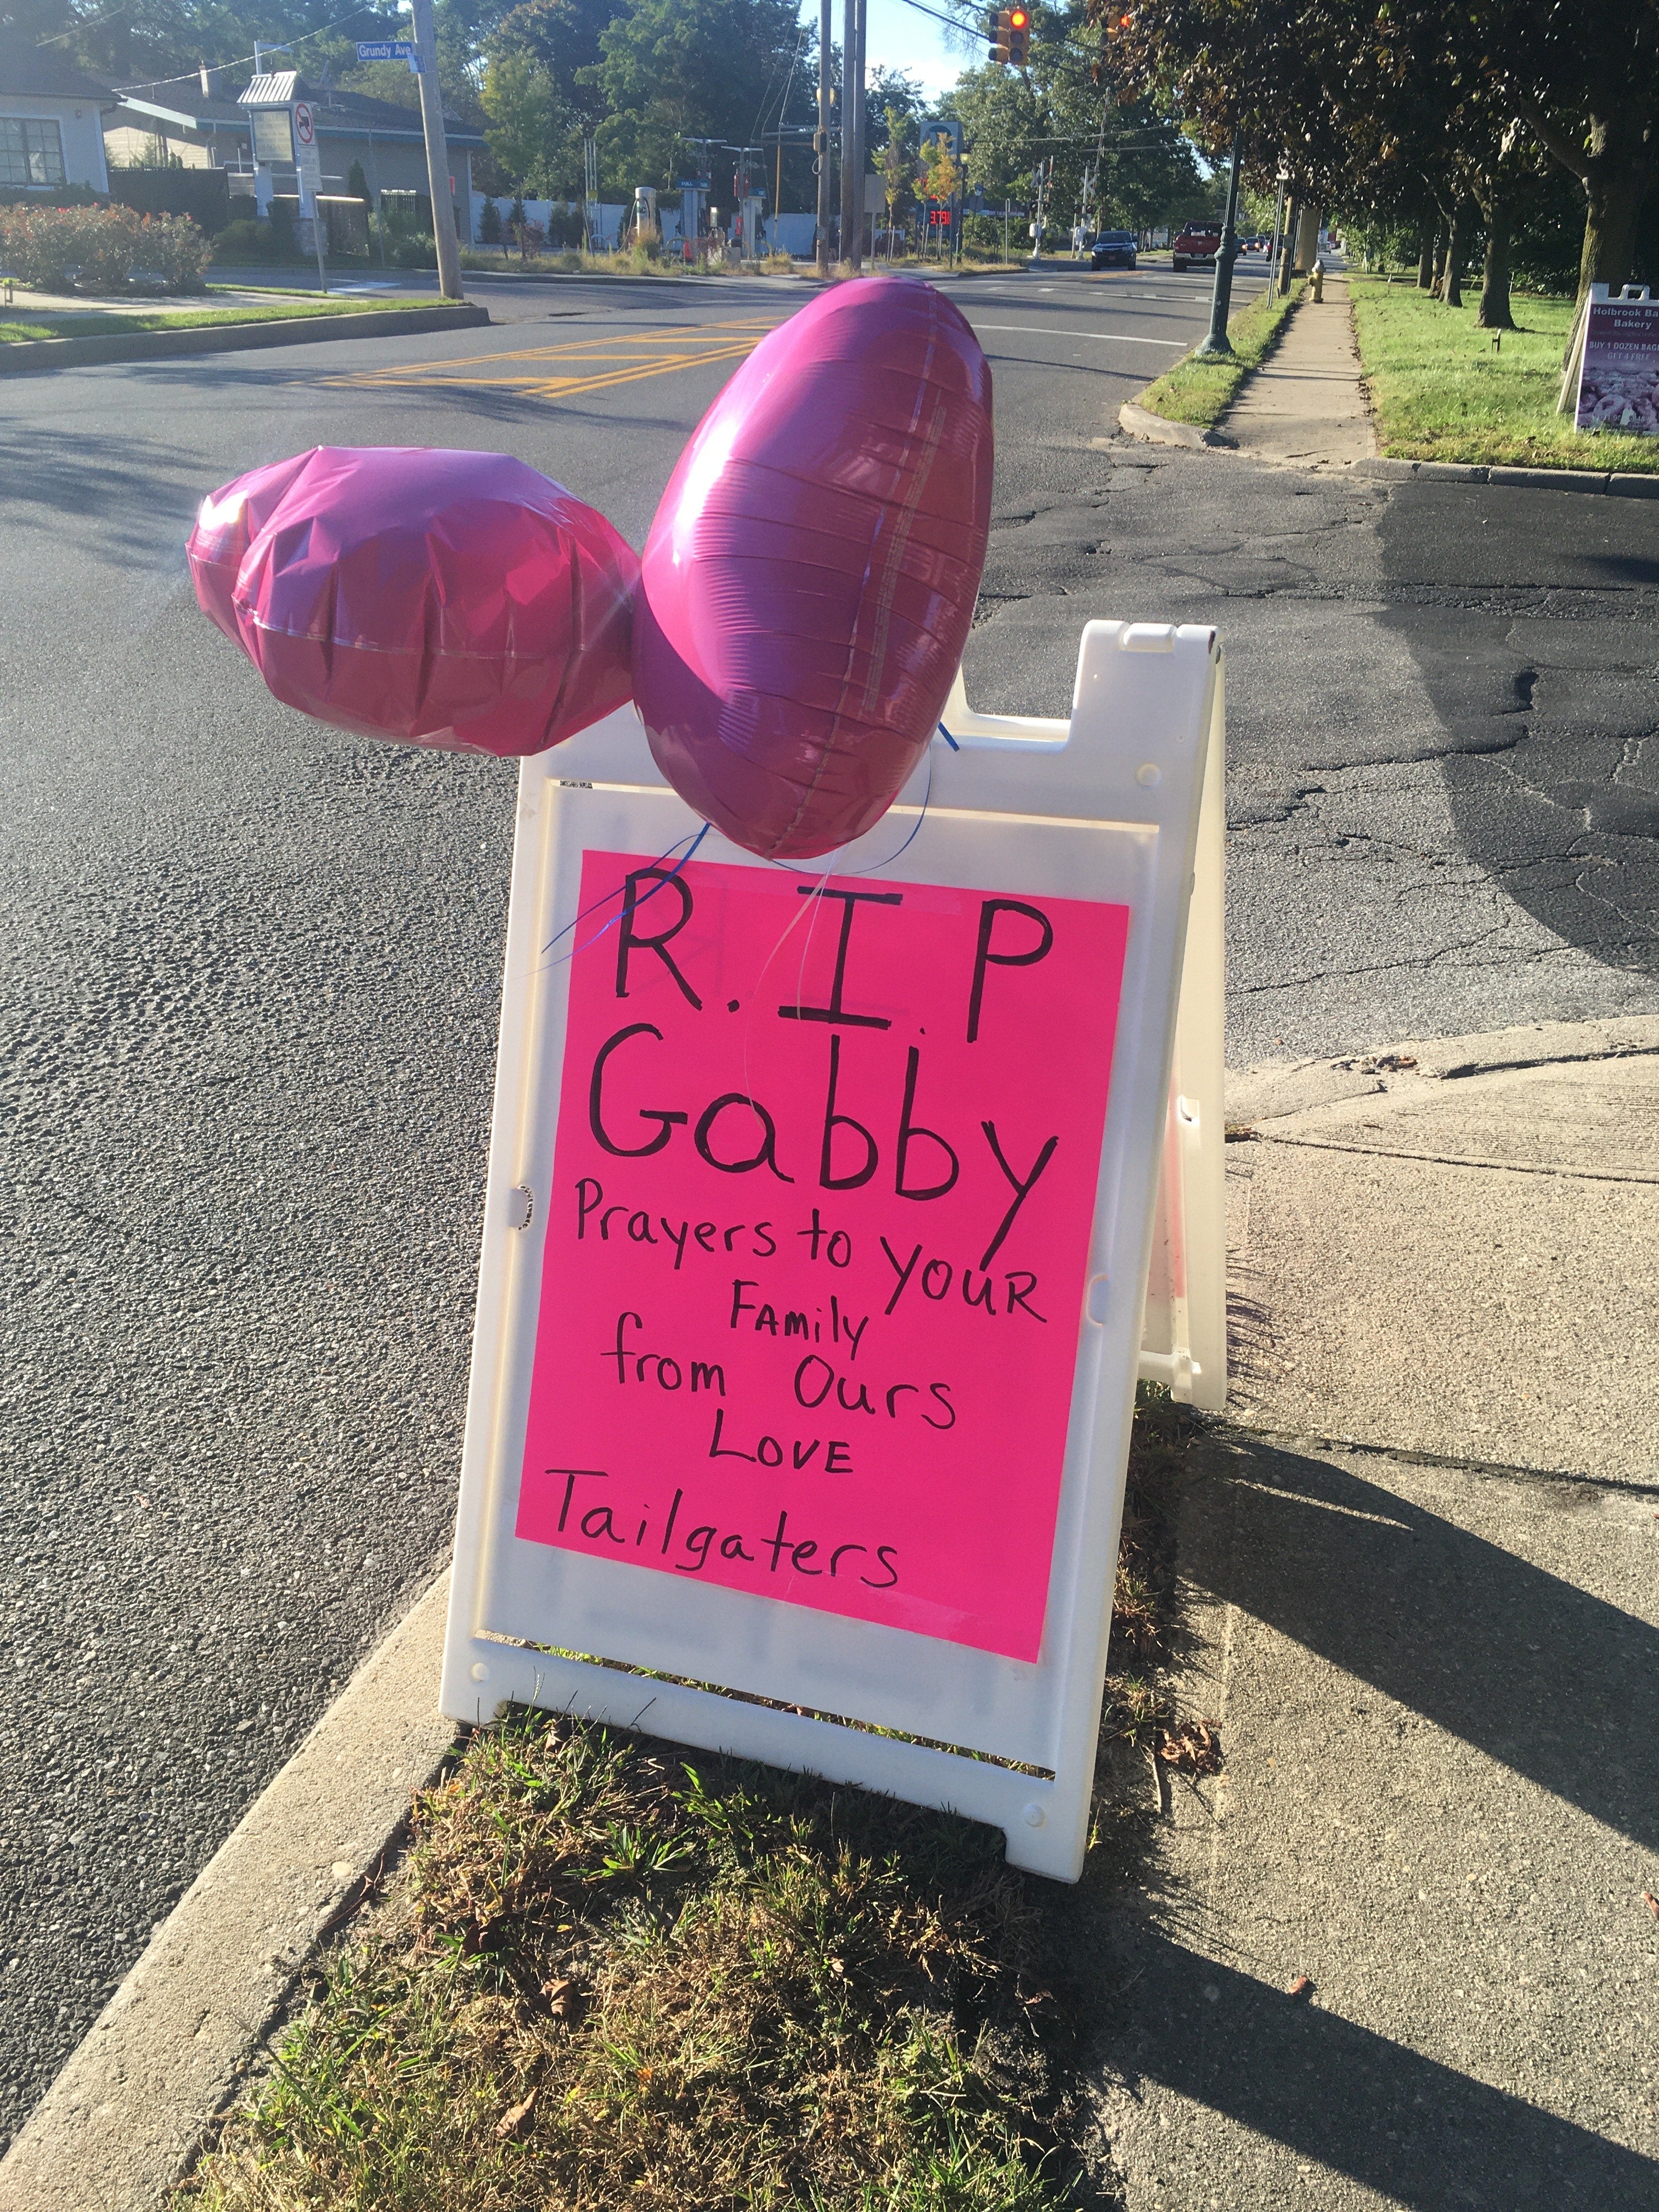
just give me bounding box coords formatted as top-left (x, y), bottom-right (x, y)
top-left (0, 203), bottom-right (213, 292)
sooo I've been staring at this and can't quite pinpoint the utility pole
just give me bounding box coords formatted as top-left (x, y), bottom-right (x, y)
top-left (852, 0), bottom-right (866, 268)
top-left (407, 0), bottom-right (463, 300)
top-left (1197, 127), bottom-right (1243, 355)
top-left (817, 0), bottom-right (832, 274)
top-left (836, 0), bottom-right (862, 272)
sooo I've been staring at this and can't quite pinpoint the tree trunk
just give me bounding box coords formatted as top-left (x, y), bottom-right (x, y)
top-left (1577, 140), bottom-right (1649, 300)
top-left (1476, 196), bottom-right (1514, 329)
top-left (1442, 205), bottom-right (1465, 307)
top-left (1417, 227), bottom-right (1435, 289)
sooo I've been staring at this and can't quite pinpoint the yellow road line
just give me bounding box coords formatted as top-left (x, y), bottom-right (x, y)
top-left (321, 315), bottom-right (783, 394)
top-left (342, 339), bottom-right (766, 405)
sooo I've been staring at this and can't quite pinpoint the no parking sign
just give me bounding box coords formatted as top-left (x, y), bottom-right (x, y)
top-left (442, 621), bottom-right (1226, 1880)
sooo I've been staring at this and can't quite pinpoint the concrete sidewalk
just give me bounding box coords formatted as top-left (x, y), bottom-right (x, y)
top-left (1219, 271), bottom-right (1376, 466)
top-left (1087, 1018), bottom-right (1659, 2208)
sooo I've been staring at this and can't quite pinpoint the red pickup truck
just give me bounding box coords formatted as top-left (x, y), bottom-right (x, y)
top-left (1171, 224), bottom-right (1222, 272)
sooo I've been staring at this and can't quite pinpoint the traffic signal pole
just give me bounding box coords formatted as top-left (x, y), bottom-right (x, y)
top-left (1197, 127), bottom-right (1243, 356)
top-left (408, 0), bottom-right (463, 299)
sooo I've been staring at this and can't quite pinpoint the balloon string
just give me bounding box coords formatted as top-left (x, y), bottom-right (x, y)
top-left (539, 723), bottom-right (939, 988)
top-left (538, 820), bottom-right (710, 968)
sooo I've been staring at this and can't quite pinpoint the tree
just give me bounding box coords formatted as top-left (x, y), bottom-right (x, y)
top-left (1499, 0), bottom-right (1659, 300)
top-left (918, 131), bottom-right (960, 256)
top-left (946, 5), bottom-right (1202, 240)
top-left (483, 49), bottom-right (561, 194)
top-left (878, 101), bottom-right (918, 248)
top-left (866, 64), bottom-right (927, 150)
top-left (591, 0), bottom-right (814, 202)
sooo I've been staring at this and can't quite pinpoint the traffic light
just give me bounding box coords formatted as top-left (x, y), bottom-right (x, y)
top-left (1007, 5), bottom-right (1029, 64)
top-left (987, 7), bottom-right (1011, 61)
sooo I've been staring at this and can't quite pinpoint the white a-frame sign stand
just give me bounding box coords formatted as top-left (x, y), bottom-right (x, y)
top-left (442, 619), bottom-right (1225, 1883)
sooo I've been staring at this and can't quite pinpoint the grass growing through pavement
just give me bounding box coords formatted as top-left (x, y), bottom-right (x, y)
top-left (0, 297), bottom-right (434, 343)
top-left (1348, 278), bottom-right (1659, 472)
top-left (182, 1396), bottom-right (1195, 2212)
top-left (1132, 275), bottom-right (1306, 427)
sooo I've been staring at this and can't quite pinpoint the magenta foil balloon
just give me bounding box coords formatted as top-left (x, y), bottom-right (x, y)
top-left (186, 450), bottom-right (316, 646)
top-left (634, 279), bottom-right (993, 859)
top-left (191, 447), bottom-right (639, 759)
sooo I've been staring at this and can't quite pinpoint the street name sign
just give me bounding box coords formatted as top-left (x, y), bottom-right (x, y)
top-left (355, 38), bottom-right (422, 70)
top-left (442, 620), bottom-right (1225, 1881)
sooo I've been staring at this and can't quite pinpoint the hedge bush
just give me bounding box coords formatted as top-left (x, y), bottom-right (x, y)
top-left (0, 204), bottom-right (213, 292)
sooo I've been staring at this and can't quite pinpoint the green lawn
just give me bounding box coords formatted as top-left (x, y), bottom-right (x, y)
top-left (1349, 278), bottom-right (1659, 472)
top-left (179, 1398), bottom-right (1197, 2212)
top-left (1133, 275), bottom-right (1306, 427)
top-left (1, 296), bottom-right (435, 345)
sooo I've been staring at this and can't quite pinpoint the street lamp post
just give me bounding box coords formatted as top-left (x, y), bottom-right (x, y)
top-left (1266, 165), bottom-right (1288, 292)
top-left (1196, 127), bottom-right (1243, 357)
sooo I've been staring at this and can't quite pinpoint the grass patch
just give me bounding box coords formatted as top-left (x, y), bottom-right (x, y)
top-left (1349, 278), bottom-right (1659, 472)
top-left (0, 296), bottom-right (436, 343)
top-left (1133, 277), bottom-right (1305, 427)
top-left (180, 1396), bottom-right (1196, 2212)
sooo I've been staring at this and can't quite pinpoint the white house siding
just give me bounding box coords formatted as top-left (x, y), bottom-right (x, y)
top-left (1, 91), bottom-right (108, 193)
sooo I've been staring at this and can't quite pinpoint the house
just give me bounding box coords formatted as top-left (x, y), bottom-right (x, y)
top-left (106, 69), bottom-right (486, 240)
top-left (0, 24), bottom-right (112, 195)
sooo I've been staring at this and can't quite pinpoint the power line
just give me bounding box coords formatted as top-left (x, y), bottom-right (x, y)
top-left (106, 2), bottom-right (394, 94)
top-left (36, 3), bottom-right (133, 47)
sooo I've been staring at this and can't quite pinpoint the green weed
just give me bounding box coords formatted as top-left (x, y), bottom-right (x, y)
top-left (1133, 277), bottom-right (1306, 427)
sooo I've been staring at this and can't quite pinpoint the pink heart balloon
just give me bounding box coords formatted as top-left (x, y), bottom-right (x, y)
top-left (191, 447), bottom-right (639, 759)
top-left (187, 449), bottom-right (317, 646)
top-left (633, 279), bottom-right (994, 859)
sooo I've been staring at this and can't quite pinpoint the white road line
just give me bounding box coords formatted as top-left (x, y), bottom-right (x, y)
top-left (970, 323), bottom-right (1189, 347)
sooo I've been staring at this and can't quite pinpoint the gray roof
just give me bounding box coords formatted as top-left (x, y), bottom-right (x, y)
top-left (0, 24), bottom-right (114, 101)
top-left (113, 71), bottom-right (484, 147)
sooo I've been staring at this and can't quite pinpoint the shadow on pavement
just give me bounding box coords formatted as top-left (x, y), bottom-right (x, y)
top-left (1376, 480), bottom-right (1659, 986)
top-left (1102, 1929), bottom-right (1659, 2210)
top-left (1198, 1433), bottom-right (1658, 1852)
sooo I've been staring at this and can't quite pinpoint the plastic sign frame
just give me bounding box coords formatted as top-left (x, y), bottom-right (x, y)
top-left (442, 620), bottom-right (1223, 1881)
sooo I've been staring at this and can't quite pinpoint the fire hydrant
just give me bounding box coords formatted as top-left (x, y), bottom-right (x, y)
top-left (1310, 260), bottom-right (1324, 302)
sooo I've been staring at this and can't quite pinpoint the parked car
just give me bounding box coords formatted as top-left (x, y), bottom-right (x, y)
top-left (1090, 228), bottom-right (1138, 269)
top-left (1171, 223), bottom-right (1221, 272)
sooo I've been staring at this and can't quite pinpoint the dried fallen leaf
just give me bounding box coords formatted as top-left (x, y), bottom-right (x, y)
top-left (495, 2085), bottom-right (538, 2141)
top-left (1156, 1721), bottom-right (1223, 1776)
top-left (1641, 1891), bottom-right (1658, 1922)
top-left (541, 1976), bottom-right (578, 2021)
top-left (1286, 1974), bottom-right (1313, 1998)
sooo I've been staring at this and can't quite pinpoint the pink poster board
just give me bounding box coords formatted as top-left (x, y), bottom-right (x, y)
top-left (516, 850), bottom-right (1128, 1663)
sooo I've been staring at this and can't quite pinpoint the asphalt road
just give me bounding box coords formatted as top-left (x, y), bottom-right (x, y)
top-left (0, 257), bottom-right (1262, 2138)
top-left (2, 257), bottom-right (1657, 2138)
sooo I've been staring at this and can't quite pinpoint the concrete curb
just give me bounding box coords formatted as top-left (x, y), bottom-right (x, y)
top-left (1226, 1012), bottom-right (1659, 1127)
top-left (1223, 1015), bottom-right (1659, 1486)
top-left (0, 1574), bottom-right (456, 2211)
top-left (1118, 398), bottom-right (1218, 449)
top-left (1351, 454), bottom-right (1659, 495)
top-left (0, 302), bottom-right (489, 375)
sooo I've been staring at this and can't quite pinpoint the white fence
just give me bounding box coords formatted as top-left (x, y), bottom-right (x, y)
top-left (470, 193), bottom-right (819, 258)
